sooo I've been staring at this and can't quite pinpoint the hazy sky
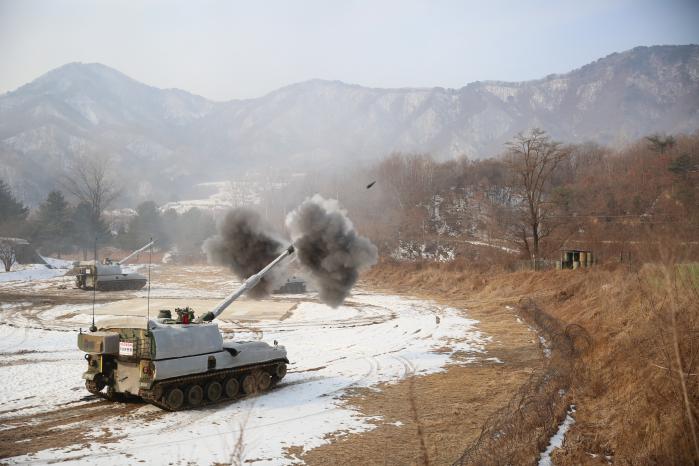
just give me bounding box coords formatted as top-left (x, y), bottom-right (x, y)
top-left (1, 0), bottom-right (698, 101)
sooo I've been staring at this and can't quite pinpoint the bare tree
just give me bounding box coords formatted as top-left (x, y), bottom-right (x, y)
top-left (62, 155), bottom-right (119, 250)
top-left (0, 240), bottom-right (17, 272)
top-left (376, 153), bottom-right (437, 247)
top-left (506, 128), bottom-right (570, 261)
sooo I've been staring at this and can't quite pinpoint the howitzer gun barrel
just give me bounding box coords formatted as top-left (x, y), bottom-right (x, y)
top-left (200, 245), bottom-right (295, 322)
top-left (118, 240), bottom-right (156, 265)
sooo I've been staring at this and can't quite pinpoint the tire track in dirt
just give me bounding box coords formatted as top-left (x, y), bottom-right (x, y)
top-left (0, 400), bottom-right (145, 458)
top-left (41, 354), bottom-right (383, 454)
top-left (242, 355), bottom-right (380, 429)
top-left (3, 323), bottom-right (390, 454)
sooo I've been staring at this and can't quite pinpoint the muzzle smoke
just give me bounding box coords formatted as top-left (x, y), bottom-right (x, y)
top-left (286, 195), bottom-right (378, 307)
top-left (203, 208), bottom-right (284, 298)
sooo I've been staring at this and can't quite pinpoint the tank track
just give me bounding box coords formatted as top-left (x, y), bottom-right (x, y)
top-left (139, 359), bottom-right (288, 411)
top-left (96, 279), bottom-right (147, 291)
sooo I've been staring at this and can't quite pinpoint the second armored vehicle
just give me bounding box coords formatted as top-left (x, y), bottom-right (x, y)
top-left (273, 275), bottom-right (306, 294)
top-left (75, 240), bottom-right (154, 291)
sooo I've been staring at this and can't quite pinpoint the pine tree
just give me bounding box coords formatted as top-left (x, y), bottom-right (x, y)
top-left (33, 191), bottom-right (73, 257)
top-left (0, 179), bottom-right (29, 237)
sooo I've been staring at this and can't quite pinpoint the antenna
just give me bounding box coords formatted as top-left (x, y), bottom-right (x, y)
top-left (90, 236), bottom-right (97, 332)
top-left (146, 236), bottom-right (152, 331)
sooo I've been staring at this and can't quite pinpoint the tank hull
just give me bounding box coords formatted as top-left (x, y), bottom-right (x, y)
top-left (74, 262), bottom-right (148, 291)
top-left (139, 358), bottom-right (288, 411)
top-left (76, 275), bottom-right (148, 291)
top-left (80, 320), bottom-right (288, 410)
top-left (84, 356), bottom-right (288, 410)
top-left (95, 278), bottom-right (147, 291)
top-left (273, 276), bottom-right (307, 294)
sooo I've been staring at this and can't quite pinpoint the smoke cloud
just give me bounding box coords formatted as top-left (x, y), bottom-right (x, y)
top-left (203, 208), bottom-right (285, 298)
top-left (286, 195), bottom-right (378, 307)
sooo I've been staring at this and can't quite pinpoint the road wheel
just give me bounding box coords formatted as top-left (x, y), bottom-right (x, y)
top-left (165, 387), bottom-right (184, 410)
top-left (85, 379), bottom-right (105, 394)
top-left (224, 377), bottom-right (240, 398)
top-left (257, 371), bottom-right (272, 391)
top-left (242, 374), bottom-right (257, 395)
top-left (276, 363), bottom-right (287, 380)
top-left (186, 385), bottom-right (204, 407)
top-left (206, 381), bottom-right (222, 402)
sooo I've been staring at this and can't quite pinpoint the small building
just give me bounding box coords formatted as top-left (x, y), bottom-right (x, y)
top-left (558, 249), bottom-right (593, 269)
top-left (0, 237), bottom-right (46, 265)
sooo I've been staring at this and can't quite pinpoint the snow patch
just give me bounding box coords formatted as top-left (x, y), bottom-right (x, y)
top-left (161, 179), bottom-right (287, 215)
top-left (391, 240), bottom-right (455, 262)
top-left (539, 335), bottom-right (552, 358)
top-left (539, 405), bottom-right (576, 466)
top-left (0, 263), bottom-right (67, 282)
top-left (1, 291), bottom-right (493, 465)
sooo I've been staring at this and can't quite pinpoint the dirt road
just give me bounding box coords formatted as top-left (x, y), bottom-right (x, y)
top-left (301, 287), bottom-right (544, 465)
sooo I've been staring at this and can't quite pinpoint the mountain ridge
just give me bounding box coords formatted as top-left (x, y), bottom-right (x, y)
top-left (8, 44), bottom-right (695, 101)
top-left (1, 44), bottom-right (698, 206)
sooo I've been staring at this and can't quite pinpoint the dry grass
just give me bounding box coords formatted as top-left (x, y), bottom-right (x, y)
top-left (301, 263), bottom-right (543, 466)
top-left (453, 298), bottom-right (590, 465)
top-left (361, 259), bottom-right (699, 465)
top-left (301, 364), bottom-right (537, 466)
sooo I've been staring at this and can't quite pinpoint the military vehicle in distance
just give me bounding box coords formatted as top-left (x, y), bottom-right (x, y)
top-left (75, 240), bottom-right (154, 291)
top-left (77, 246), bottom-right (293, 410)
top-left (273, 275), bottom-right (306, 294)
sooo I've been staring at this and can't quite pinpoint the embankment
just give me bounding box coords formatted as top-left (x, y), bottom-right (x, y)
top-left (361, 260), bottom-right (698, 465)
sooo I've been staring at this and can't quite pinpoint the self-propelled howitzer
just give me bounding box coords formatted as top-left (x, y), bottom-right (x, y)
top-left (74, 240), bottom-right (156, 291)
top-left (77, 246), bottom-right (295, 410)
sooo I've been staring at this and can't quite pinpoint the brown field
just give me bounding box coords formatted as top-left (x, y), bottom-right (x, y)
top-left (304, 260), bottom-right (699, 465)
top-left (302, 296), bottom-right (543, 466)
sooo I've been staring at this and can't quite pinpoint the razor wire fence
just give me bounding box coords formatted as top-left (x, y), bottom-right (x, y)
top-left (451, 298), bottom-right (591, 466)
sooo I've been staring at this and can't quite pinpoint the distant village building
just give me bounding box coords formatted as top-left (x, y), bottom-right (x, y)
top-left (103, 208), bottom-right (137, 235)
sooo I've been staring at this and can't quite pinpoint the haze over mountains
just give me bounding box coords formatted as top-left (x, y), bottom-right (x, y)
top-left (1, 44), bottom-right (698, 206)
